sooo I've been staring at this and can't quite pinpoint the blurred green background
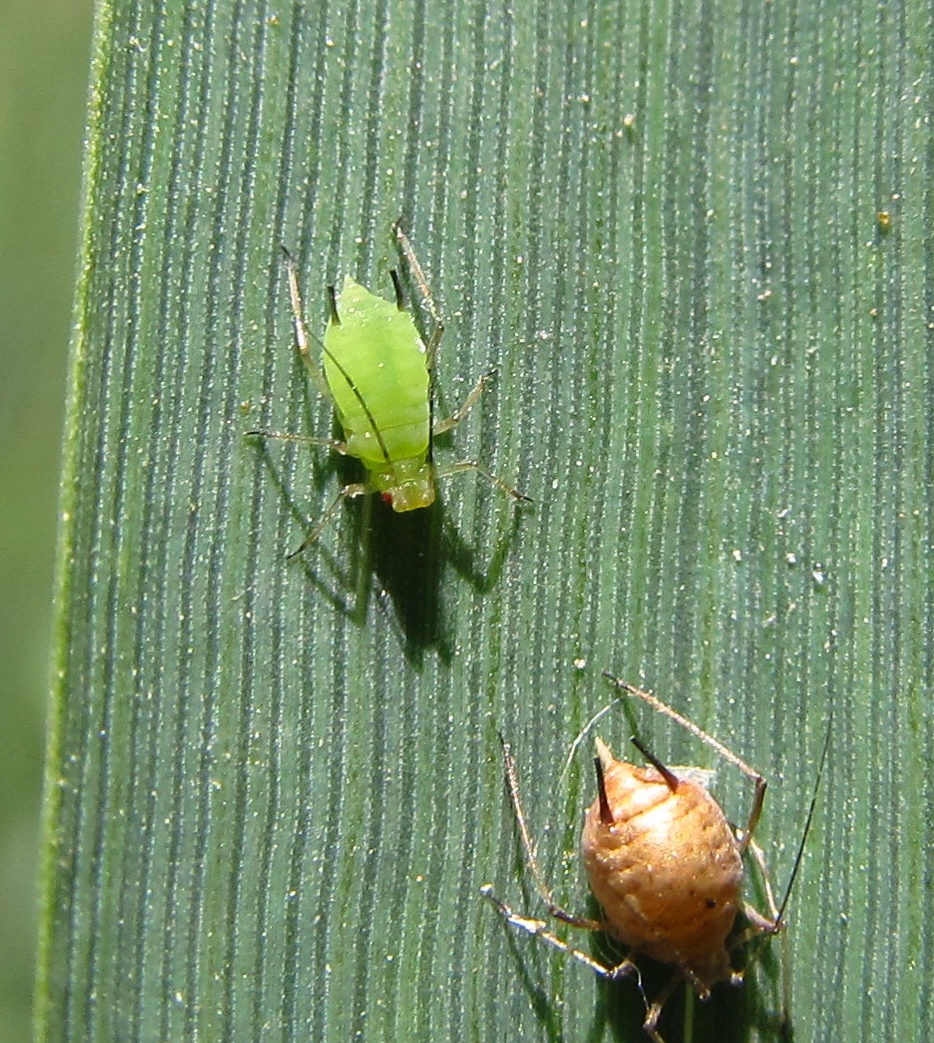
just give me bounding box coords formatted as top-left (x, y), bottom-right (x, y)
top-left (0, 1), bottom-right (94, 1039)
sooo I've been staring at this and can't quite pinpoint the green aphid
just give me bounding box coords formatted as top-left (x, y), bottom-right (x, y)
top-left (323, 273), bottom-right (433, 511)
top-left (251, 222), bottom-right (529, 556)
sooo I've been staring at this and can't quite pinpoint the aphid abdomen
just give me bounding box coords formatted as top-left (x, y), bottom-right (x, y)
top-left (324, 276), bottom-right (431, 470)
top-left (581, 757), bottom-right (743, 991)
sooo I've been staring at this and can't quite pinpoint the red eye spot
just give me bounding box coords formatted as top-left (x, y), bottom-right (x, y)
top-left (382, 492), bottom-right (393, 504)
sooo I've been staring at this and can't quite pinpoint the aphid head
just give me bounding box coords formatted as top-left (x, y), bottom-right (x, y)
top-left (376, 459), bottom-right (436, 512)
top-left (383, 479), bottom-right (435, 512)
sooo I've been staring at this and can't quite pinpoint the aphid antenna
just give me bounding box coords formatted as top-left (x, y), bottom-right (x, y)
top-left (558, 699), bottom-right (620, 785)
top-left (247, 250), bottom-right (344, 449)
top-left (602, 672), bottom-right (767, 854)
top-left (745, 702), bottom-right (834, 957)
top-left (393, 222), bottom-right (527, 503)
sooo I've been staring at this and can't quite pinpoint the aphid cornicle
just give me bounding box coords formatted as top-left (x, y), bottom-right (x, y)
top-left (481, 674), bottom-right (830, 1043)
top-left (248, 222), bottom-right (528, 556)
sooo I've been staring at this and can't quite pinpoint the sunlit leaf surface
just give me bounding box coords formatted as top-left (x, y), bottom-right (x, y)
top-left (38, 1), bottom-right (933, 1041)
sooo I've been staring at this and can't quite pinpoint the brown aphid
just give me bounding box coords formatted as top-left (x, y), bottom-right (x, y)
top-left (482, 675), bottom-right (829, 1043)
top-left (582, 735), bottom-right (752, 993)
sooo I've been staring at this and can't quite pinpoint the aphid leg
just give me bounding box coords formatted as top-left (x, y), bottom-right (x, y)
top-left (729, 889), bottom-right (791, 1021)
top-left (432, 373), bottom-right (531, 501)
top-left (392, 219), bottom-right (445, 371)
top-left (479, 886), bottom-right (639, 982)
top-left (280, 246), bottom-right (333, 402)
top-left (435, 460), bottom-right (531, 502)
top-left (244, 429), bottom-right (351, 454)
top-left (728, 841), bottom-right (792, 1035)
top-left (287, 482), bottom-right (368, 559)
top-left (642, 973), bottom-right (684, 1043)
top-left (433, 371), bottom-right (492, 436)
top-left (602, 674), bottom-right (766, 854)
top-left (745, 837), bottom-right (782, 925)
top-left (484, 734), bottom-right (640, 979)
top-left (496, 735), bottom-right (602, 930)
top-left (392, 221), bottom-right (530, 506)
